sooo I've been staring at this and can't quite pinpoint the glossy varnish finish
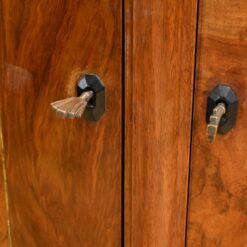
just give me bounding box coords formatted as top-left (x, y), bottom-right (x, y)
top-left (124, 0), bottom-right (198, 246)
top-left (1, 1), bottom-right (122, 246)
top-left (187, 0), bottom-right (247, 246)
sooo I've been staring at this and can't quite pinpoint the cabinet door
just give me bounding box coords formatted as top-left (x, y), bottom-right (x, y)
top-left (0, 1), bottom-right (122, 246)
top-left (187, 0), bottom-right (247, 246)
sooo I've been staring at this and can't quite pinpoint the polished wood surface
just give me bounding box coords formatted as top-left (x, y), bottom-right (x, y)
top-left (187, 0), bottom-right (247, 246)
top-left (124, 0), bottom-right (198, 246)
top-left (0, 1), bottom-right (10, 244)
top-left (0, 1), bottom-right (122, 246)
top-left (0, 160), bottom-right (9, 247)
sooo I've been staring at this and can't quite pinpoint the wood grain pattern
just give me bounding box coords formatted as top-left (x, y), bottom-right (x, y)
top-left (0, 153), bottom-right (9, 247)
top-left (187, 0), bottom-right (247, 246)
top-left (0, 1), bottom-right (122, 246)
top-left (124, 0), bottom-right (198, 246)
top-left (0, 1), bottom-right (10, 245)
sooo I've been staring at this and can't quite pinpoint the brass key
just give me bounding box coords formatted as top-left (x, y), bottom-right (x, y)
top-left (51, 90), bottom-right (94, 119)
top-left (207, 102), bottom-right (226, 143)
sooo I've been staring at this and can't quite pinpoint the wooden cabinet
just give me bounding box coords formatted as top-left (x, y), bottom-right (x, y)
top-left (0, 0), bottom-right (246, 246)
top-left (0, 1), bottom-right (122, 246)
top-left (124, 0), bottom-right (197, 246)
top-left (187, 0), bottom-right (247, 246)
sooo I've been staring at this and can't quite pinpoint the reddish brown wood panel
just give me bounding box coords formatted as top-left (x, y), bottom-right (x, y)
top-left (124, 0), bottom-right (198, 246)
top-left (0, 157), bottom-right (9, 247)
top-left (0, 1), bottom-right (122, 246)
top-left (187, 0), bottom-right (247, 246)
top-left (0, 1), bottom-right (10, 245)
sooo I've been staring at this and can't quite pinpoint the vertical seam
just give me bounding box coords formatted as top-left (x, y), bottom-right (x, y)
top-left (184, 0), bottom-right (201, 246)
top-left (121, 0), bottom-right (125, 245)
